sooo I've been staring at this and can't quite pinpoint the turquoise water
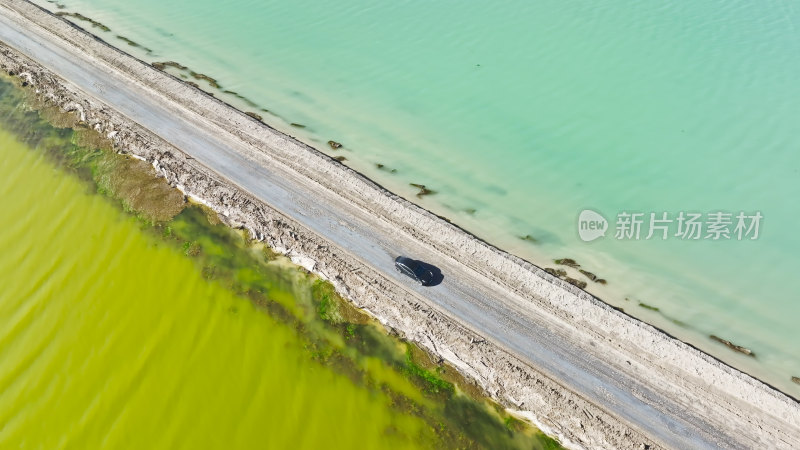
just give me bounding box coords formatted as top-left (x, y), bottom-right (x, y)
top-left (32, 0), bottom-right (800, 392)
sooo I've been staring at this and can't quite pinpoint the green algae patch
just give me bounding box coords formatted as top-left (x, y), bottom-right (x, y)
top-left (31, 101), bottom-right (82, 129)
top-left (152, 60), bottom-right (222, 89)
top-left (73, 126), bottom-right (114, 150)
top-left (307, 280), bottom-right (559, 448)
top-left (638, 302), bottom-right (660, 312)
top-left (92, 154), bottom-right (185, 222)
top-left (116, 35), bottom-right (154, 55)
top-left (410, 182), bottom-right (436, 198)
top-left (0, 77), bottom-right (184, 223)
top-left (0, 75), bottom-right (563, 449)
top-left (54, 11), bottom-right (111, 32)
top-left (403, 350), bottom-right (455, 396)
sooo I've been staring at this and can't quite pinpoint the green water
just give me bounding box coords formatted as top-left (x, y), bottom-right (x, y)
top-left (30, 0), bottom-right (800, 391)
top-left (0, 79), bottom-right (559, 448)
top-left (0, 131), bottom-right (434, 448)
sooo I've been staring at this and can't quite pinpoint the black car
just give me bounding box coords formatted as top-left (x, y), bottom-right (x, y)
top-left (394, 256), bottom-right (434, 286)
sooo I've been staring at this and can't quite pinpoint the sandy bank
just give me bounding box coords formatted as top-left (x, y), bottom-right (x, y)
top-left (0, 0), bottom-right (798, 448)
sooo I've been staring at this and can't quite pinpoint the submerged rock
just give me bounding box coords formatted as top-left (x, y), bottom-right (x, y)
top-left (579, 269), bottom-right (607, 284)
top-left (792, 376), bottom-right (800, 385)
top-left (564, 277), bottom-right (587, 289)
top-left (328, 140), bottom-right (342, 149)
top-left (710, 335), bottom-right (755, 357)
top-left (191, 72), bottom-right (221, 89)
top-left (245, 112), bottom-right (263, 121)
top-left (579, 269), bottom-right (597, 281)
top-left (375, 163), bottom-right (398, 173)
top-left (410, 183), bottom-right (435, 198)
top-left (544, 267), bottom-right (589, 291)
top-left (544, 267), bottom-right (567, 278)
top-left (151, 60), bottom-right (188, 71)
top-left (333, 156), bottom-right (346, 162)
top-left (554, 258), bottom-right (580, 268)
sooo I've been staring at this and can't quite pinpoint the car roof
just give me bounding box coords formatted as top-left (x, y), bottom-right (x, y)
top-left (396, 256), bottom-right (420, 268)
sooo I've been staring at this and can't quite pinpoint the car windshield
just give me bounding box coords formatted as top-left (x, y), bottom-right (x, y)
top-left (397, 257), bottom-right (415, 268)
top-left (397, 257), bottom-right (429, 281)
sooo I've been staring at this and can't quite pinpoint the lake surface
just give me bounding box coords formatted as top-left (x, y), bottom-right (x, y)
top-left (0, 127), bottom-right (441, 448)
top-left (29, 0), bottom-right (800, 392)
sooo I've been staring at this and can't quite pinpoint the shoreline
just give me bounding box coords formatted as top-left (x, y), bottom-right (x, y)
top-left (1, 0), bottom-right (798, 448)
